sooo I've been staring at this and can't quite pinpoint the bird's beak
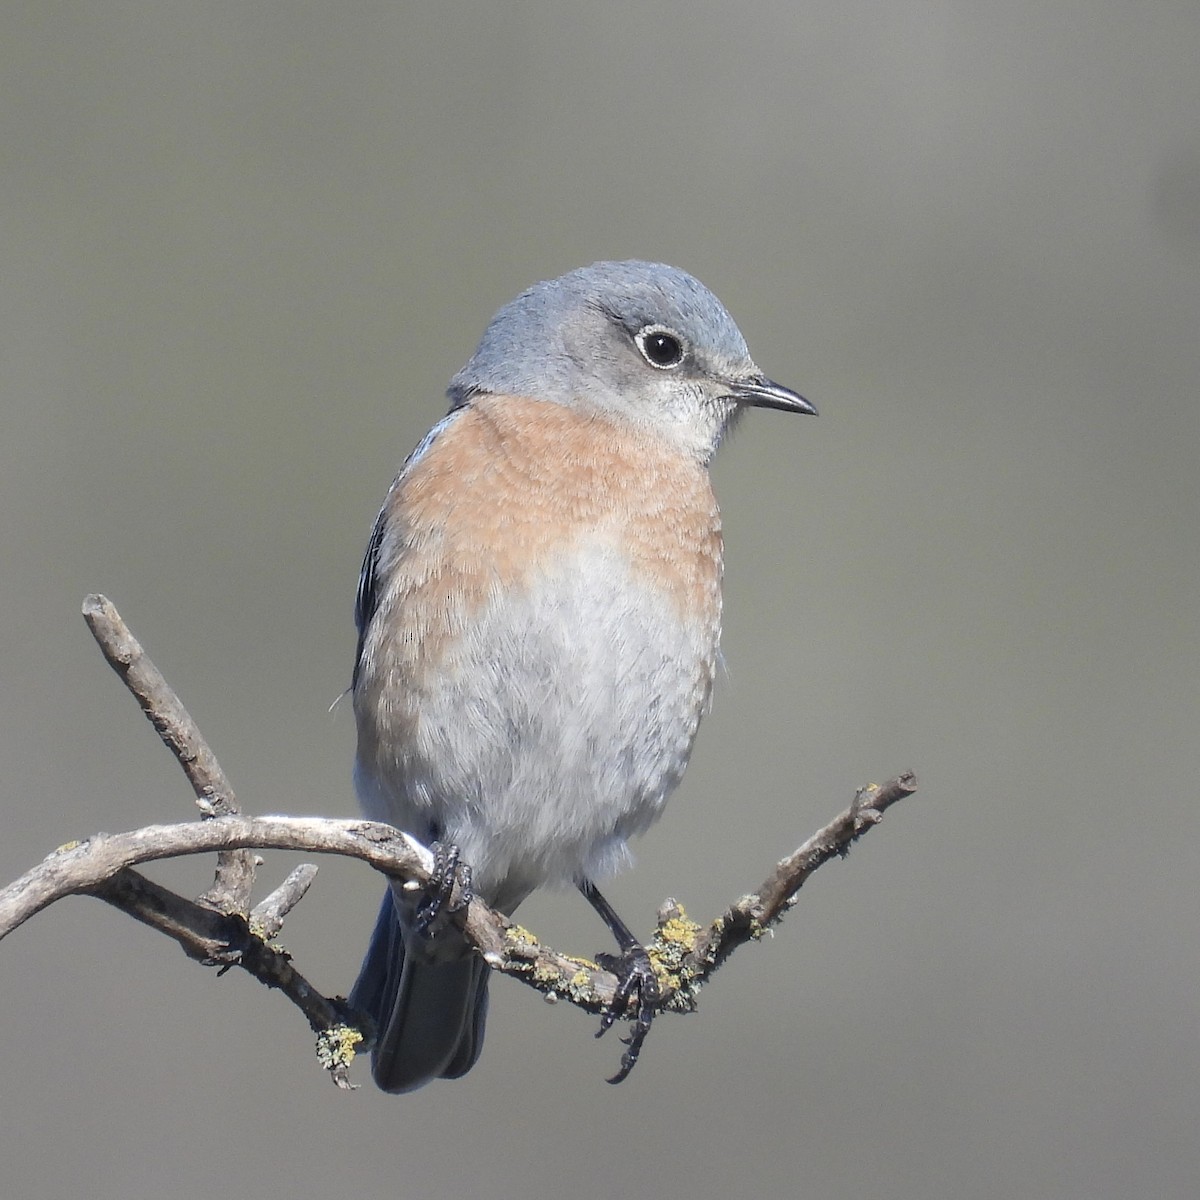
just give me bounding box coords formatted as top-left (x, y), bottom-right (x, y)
top-left (731, 375), bottom-right (817, 416)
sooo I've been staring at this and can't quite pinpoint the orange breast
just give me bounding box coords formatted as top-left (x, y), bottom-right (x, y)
top-left (393, 394), bottom-right (721, 625)
top-left (355, 395), bottom-right (724, 747)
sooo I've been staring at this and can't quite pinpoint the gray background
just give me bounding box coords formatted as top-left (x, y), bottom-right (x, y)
top-left (3, 4), bottom-right (1198, 1198)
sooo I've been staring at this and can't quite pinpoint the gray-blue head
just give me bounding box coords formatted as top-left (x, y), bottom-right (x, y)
top-left (447, 261), bottom-right (815, 462)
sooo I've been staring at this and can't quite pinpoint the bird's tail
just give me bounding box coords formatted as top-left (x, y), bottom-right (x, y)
top-left (349, 890), bottom-right (490, 1093)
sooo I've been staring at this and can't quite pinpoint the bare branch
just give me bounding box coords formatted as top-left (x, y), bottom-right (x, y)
top-left (82, 594), bottom-right (255, 913)
top-left (667, 773), bottom-right (919, 1002)
top-left (0, 816), bottom-right (428, 939)
top-left (0, 596), bottom-right (919, 1086)
top-left (87, 865), bottom-right (361, 1088)
top-left (0, 773), bottom-right (917, 1025)
top-left (251, 864), bottom-right (321, 940)
top-left (81, 595), bottom-right (237, 815)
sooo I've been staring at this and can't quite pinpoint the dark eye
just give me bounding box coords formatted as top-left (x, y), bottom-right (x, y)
top-left (636, 327), bottom-right (685, 369)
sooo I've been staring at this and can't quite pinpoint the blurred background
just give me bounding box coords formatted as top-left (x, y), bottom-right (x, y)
top-left (2, 4), bottom-right (1198, 1198)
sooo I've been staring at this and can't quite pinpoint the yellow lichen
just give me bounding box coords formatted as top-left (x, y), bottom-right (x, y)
top-left (531, 960), bottom-right (563, 985)
top-left (504, 923), bottom-right (541, 947)
top-left (648, 904), bottom-right (702, 976)
top-left (247, 919), bottom-right (288, 948)
top-left (658, 915), bottom-right (701, 950)
top-left (315, 1024), bottom-right (363, 1072)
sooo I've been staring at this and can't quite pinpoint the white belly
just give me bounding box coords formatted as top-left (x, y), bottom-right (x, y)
top-left (355, 538), bottom-right (717, 911)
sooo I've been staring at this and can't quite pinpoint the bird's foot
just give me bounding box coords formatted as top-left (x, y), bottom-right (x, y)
top-left (595, 942), bottom-right (661, 1084)
top-left (413, 842), bottom-right (473, 937)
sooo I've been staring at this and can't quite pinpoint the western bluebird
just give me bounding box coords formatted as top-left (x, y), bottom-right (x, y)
top-left (349, 260), bottom-right (814, 1092)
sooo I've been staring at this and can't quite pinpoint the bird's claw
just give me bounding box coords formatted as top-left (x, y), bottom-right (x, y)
top-left (413, 842), bottom-right (473, 936)
top-left (595, 943), bottom-right (661, 1084)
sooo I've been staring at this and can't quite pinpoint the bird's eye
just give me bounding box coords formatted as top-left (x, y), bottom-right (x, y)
top-left (636, 327), bottom-right (685, 369)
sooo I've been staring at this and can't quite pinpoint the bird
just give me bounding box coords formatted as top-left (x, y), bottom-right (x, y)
top-left (348, 260), bottom-right (815, 1092)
